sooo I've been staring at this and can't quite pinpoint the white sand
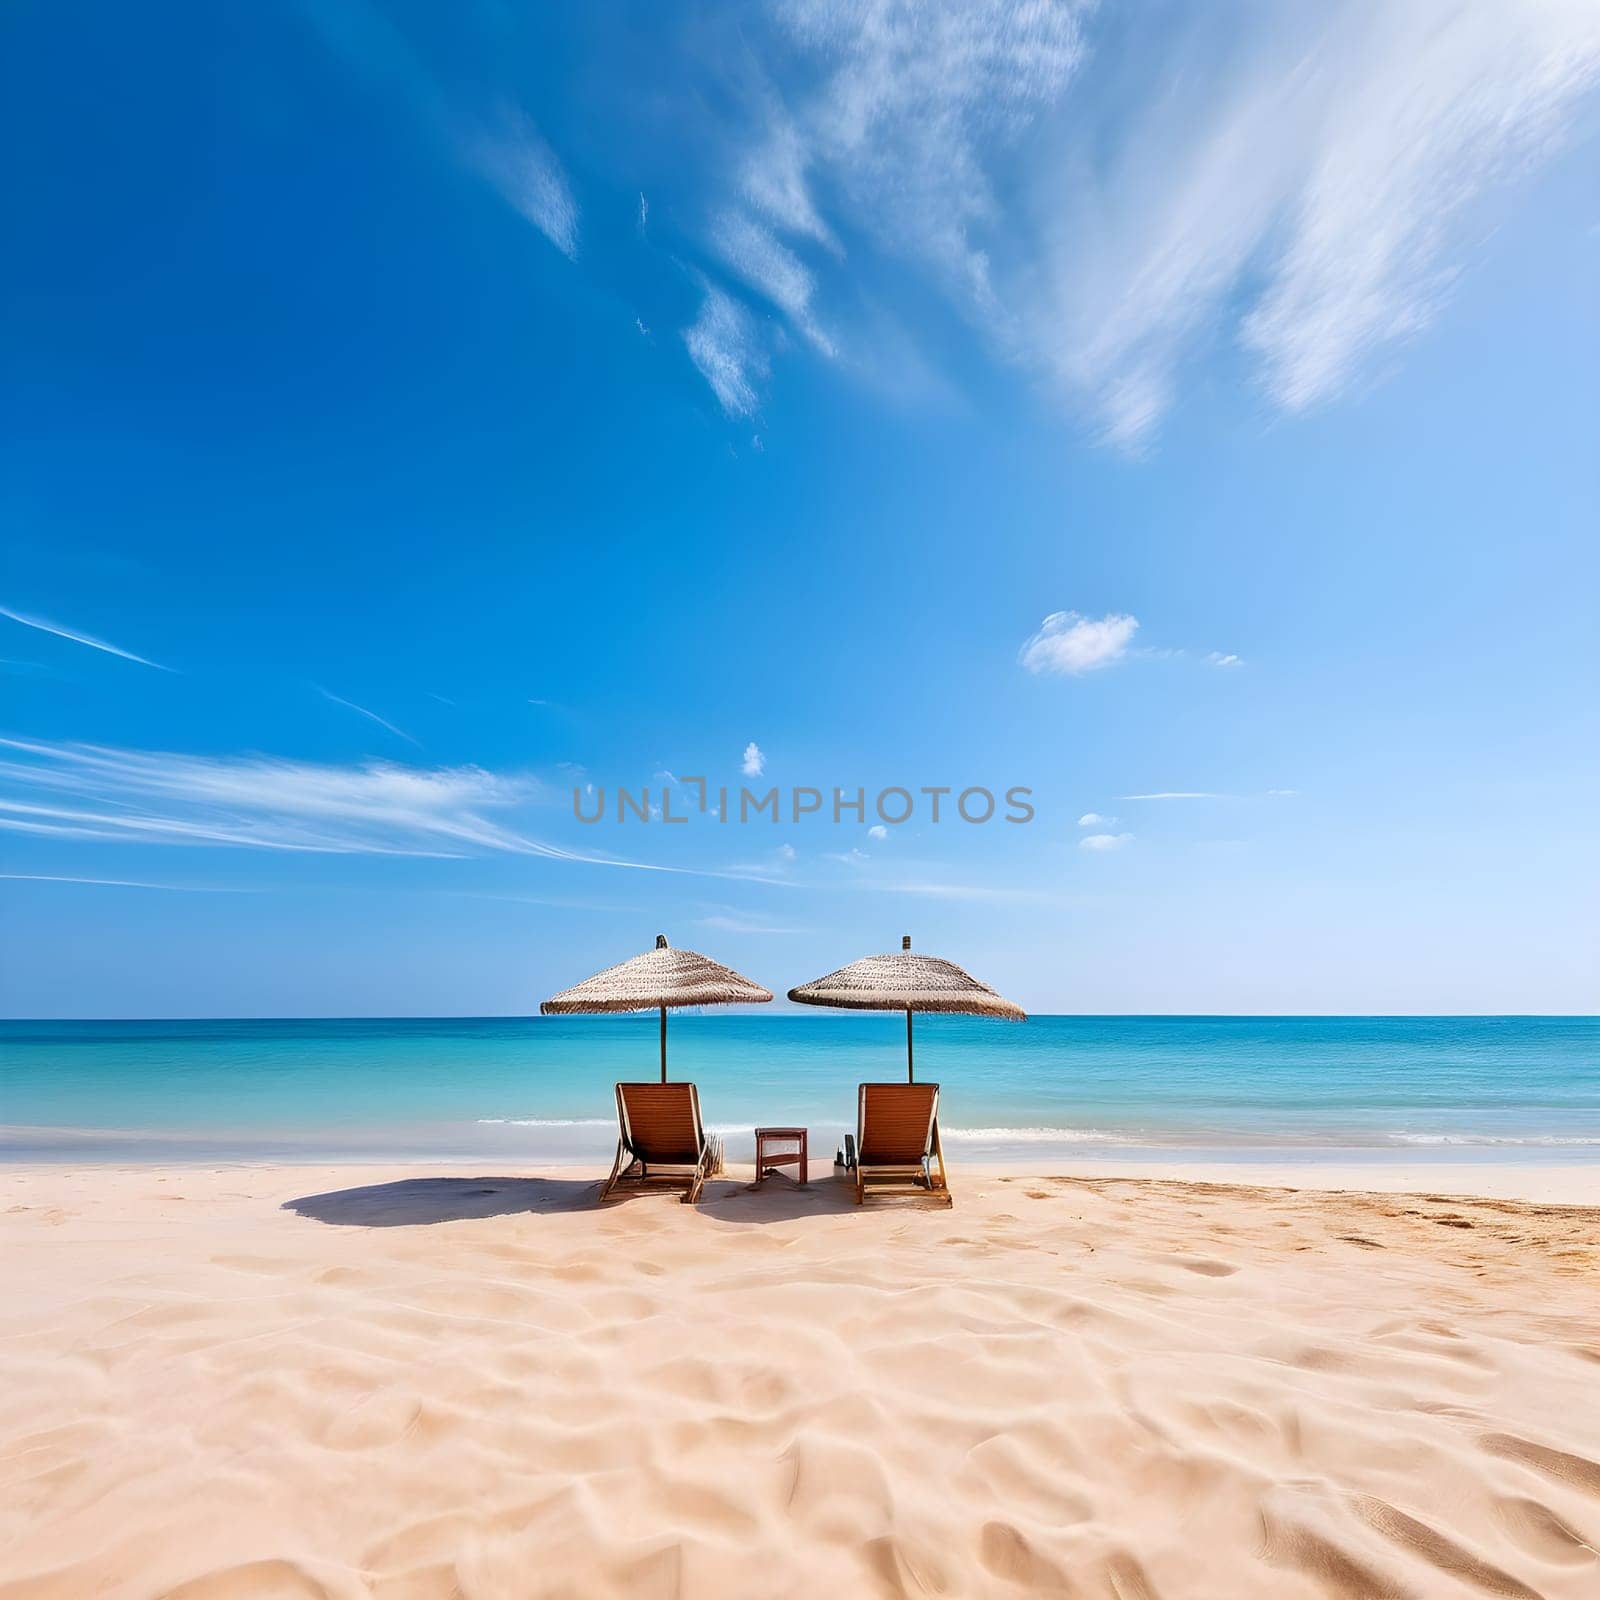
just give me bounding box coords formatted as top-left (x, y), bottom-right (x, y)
top-left (947, 1157), bottom-right (1600, 1206)
top-left (2, 1161), bottom-right (1597, 1598)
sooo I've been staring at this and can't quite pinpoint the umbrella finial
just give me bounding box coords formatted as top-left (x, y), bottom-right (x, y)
top-left (902, 934), bottom-right (911, 951)
top-left (655, 933), bottom-right (669, 949)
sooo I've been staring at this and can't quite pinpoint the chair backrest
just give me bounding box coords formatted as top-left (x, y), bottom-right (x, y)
top-left (616, 1082), bottom-right (705, 1163)
top-left (857, 1082), bottom-right (940, 1164)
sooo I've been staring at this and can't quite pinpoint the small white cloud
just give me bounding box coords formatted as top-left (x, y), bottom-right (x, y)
top-left (469, 108), bottom-right (579, 259)
top-left (825, 847), bottom-right (870, 865)
top-left (1076, 812), bottom-right (1112, 827)
top-left (741, 741), bottom-right (766, 778)
top-left (637, 191), bottom-right (649, 231)
top-left (776, 842), bottom-right (797, 861)
top-left (1207, 651), bottom-right (1243, 668)
top-left (1019, 611), bottom-right (1139, 676)
top-left (867, 823), bottom-right (887, 841)
top-left (684, 286), bottom-right (767, 416)
top-left (1079, 832), bottom-right (1134, 852)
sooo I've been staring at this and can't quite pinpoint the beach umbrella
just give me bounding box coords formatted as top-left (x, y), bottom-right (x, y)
top-left (540, 934), bottom-right (773, 1082)
top-left (787, 934), bottom-right (1025, 1081)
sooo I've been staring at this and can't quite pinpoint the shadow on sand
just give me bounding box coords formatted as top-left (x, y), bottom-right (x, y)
top-left (700, 1176), bottom-right (862, 1224)
top-left (283, 1175), bottom-right (601, 1227)
top-left (283, 1172), bottom-right (881, 1228)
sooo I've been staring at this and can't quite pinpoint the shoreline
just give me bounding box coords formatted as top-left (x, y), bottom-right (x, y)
top-left (3, 1152), bottom-right (1597, 1204)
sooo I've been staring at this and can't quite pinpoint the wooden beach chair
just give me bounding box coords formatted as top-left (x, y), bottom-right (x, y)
top-left (854, 1082), bottom-right (951, 1206)
top-left (600, 1082), bottom-right (714, 1205)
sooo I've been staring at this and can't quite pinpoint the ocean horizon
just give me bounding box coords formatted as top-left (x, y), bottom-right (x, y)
top-left (5, 1013), bottom-right (1596, 1166)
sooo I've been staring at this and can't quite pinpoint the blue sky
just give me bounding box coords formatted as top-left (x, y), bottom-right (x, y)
top-left (2, 0), bottom-right (1597, 1017)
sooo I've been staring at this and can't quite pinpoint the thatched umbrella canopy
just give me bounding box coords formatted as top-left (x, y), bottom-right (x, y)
top-left (787, 935), bottom-right (1024, 1081)
top-left (541, 934), bottom-right (773, 1082)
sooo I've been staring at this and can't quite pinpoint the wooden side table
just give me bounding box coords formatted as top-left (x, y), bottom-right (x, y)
top-left (754, 1126), bottom-right (808, 1186)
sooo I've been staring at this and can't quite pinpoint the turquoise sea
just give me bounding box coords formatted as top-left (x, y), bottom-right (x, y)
top-left (3, 1015), bottom-right (1597, 1167)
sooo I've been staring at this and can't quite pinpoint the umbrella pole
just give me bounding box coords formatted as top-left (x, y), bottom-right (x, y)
top-left (659, 1005), bottom-right (668, 1083)
top-left (906, 1007), bottom-right (914, 1083)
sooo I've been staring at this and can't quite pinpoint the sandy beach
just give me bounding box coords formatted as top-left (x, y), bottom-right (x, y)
top-left (3, 1162), bottom-right (1597, 1600)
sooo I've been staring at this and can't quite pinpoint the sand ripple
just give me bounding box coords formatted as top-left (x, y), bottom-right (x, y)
top-left (1, 1167), bottom-right (1597, 1598)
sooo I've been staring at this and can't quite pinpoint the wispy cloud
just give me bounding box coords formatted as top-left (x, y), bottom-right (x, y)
top-left (1079, 832), bottom-right (1133, 851)
top-left (468, 106), bottom-right (579, 258)
top-left (0, 872), bottom-right (253, 892)
top-left (0, 737), bottom-right (815, 888)
top-left (713, 210), bottom-right (834, 356)
top-left (0, 738), bottom-right (534, 856)
top-left (684, 285), bottom-right (767, 416)
top-left (0, 604), bottom-right (171, 671)
top-left (739, 110), bottom-right (838, 249)
top-left (1019, 611), bottom-right (1138, 675)
top-left (1121, 791), bottom-right (1224, 801)
top-left (1206, 651), bottom-right (1243, 668)
top-left (759, 0), bottom-right (1087, 305)
top-left (695, 909), bottom-right (809, 934)
top-left (455, 890), bottom-right (632, 912)
top-left (1031, 0), bottom-right (1600, 444)
top-left (715, 843), bottom-right (1044, 904)
top-left (876, 879), bottom-right (1059, 903)
top-left (686, 2), bottom-right (1085, 411)
top-left (719, 838), bottom-right (803, 880)
top-left (710, 1), bottom-right (1600, 445)
top-left (1242, 4), bottom-right (1599, 413)
top-left (317, 687), bottom-right (419, 746)
top-left (741, 741), bottom-right (766, 777)
top-left (298, 2), bottom-right (581, 261)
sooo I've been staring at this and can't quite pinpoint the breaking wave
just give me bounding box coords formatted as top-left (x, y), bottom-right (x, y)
top-left (1386, 1132), bottom-right (1600, 1147)
top-left (941, 1126), bottom-right (1134, 1144)
top-left (476, 1118), bottom-right (612, 1128)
